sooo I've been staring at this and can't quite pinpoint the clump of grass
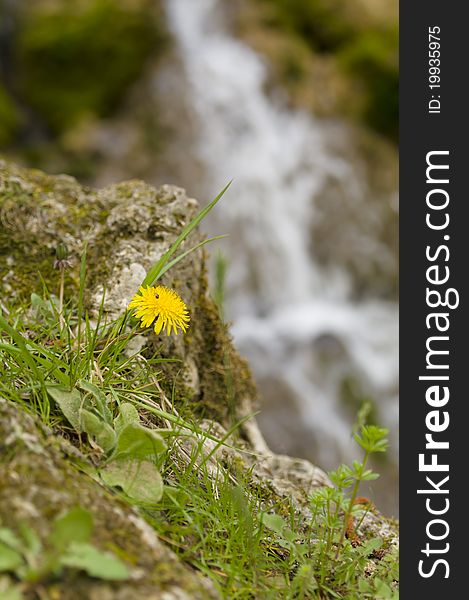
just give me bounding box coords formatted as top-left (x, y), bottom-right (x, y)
top-left (148, 424), bottom-right (398, 599)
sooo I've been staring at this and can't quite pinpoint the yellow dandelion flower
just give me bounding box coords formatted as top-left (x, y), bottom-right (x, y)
top-left (128, 285), bottom-right (190, 335)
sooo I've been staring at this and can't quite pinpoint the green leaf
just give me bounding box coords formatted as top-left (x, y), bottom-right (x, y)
top-left (77, 380), bottom-right (113, 424)
top-left (292, 564), bottom-right (318, 592)
top-left (23, 348), bottom-right (71, 387)
top-left (142, 181), bottom-right (231, 287)
top-left (0, 543), bottom-right (23, 572)
top-left (0, 314), bottom-right (45, 390)
top-left (358, 578), bottom-right (372, 593)
top-left (0, 578), bottom-right (24, 600)
top-left (157, 235), bottom-right (228, 280)
top-left (17, 524), bottom-right (41, 556)
top-left (114, 403), bottom-right (140, 434)
top-left (0, 529), bottom-right (23, 554)
top-left (60, 542), bottom-right (129, 580)
top-left (373, 439), bottom-right (390, 453)
top-left (111, 423), bottom-right (166, 461)
top-left (375, 578), bottom-right (393, 598)
top-left (361, 469), bottom-right (380, 481)
top-left (354, 425), bottom-right (389, 453)
top-left (261, 513), bottom-right (287, 536)
top-left (46, 385), bottom-right (83, 432)
top-left (100, 459), bottom-right (164, 504)
top-left (79, 410), bottom-right (116, 453)
top-left (30, 292), bottom-right (45, 307)
top-left (50, 507), bottom-right (93, 548)
top-left (359, 537), bottom-right (383, 556)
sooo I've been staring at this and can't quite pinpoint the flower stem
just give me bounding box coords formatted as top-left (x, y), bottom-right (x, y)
top-left (335, 449), bottom-right (370, 560)
top-left (58, 268), bottom-right (65, 330)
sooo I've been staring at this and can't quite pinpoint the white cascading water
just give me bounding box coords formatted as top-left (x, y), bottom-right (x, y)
top-left (165, 0), bottom-right (398, 471)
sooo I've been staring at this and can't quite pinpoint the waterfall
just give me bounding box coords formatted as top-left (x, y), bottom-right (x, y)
top-left (164, 0), bottom-right (398, 475)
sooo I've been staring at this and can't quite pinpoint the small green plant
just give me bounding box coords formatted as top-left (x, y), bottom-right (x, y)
top-left (260, 424), bottom-right (397, 599)
top-left (47, 385), bottom-right (167, 504)
top-left (337, 425), bottom-right (389, 553)
top-left (147, 423), bottom-right (397, 599)
top-left (0, 506), bottom-right (129, 594)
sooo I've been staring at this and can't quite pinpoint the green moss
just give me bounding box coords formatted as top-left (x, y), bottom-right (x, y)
top-left (259, 0), bottom-right (355, 52)
top-left (339, 28), bottom-right (398, 140)
top-left (252, 0), bottom-right (398, 140)
top-left (187, 276), bottom-right (258, 425)
top-left (0, 85), bottom-right (21, 147)
top-left (14, 0), bottom-right (167, 134)
top-left (0, 164), bottom-right (109, 304)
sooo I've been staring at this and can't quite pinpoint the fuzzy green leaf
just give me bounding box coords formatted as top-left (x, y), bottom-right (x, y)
top-left (60, 542), bottom-right (129, 580)
top-left (50, 507), bottom-right (93, 547)
top-left (111, 423), bottom-right (166, 461)
top-left (77, 380), bottom-right (113, 424)
top-left (100, 459), bottom-right (163, 504)
top-left (0, 529), bottom-right (23, 554)
top-left (17, 524), bottom-right (41, 556)
top-left (79, 410), bottom-right (116, 453)
top-left (0, 581), bottom-right (24, 600)
top-left (359, 578), bottom-right (372, 593)
top-left (114, 403), bottom-right (140, 434)
top-left (261, 513), bottom-right (287, 535)
top-left (46, 385), bottom-right (83, 432)
top-left (0, 543), bottom-right (23, 572)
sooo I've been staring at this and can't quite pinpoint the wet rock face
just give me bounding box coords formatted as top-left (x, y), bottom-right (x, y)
top-left (0, 398), bottom-right (220, 599)
top-left (311, 127), bottom-right (398, 300)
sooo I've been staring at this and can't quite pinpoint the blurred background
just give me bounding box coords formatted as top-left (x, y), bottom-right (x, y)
top-left (0, 0), bottom-right (398, 515)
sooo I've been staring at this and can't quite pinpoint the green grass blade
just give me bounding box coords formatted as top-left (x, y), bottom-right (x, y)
top-left (157, 235), bottom-right (228, 280)
top-left (0, 342), bottom-right (21, 353)
top-left (28, 352), bottom-right (70, 387)
top-left (72, 243), bottom-right (88, 386)
top-left (142, 182), bottom-right (232, 288)
top-left (0, 314), bottom-right (45, 388)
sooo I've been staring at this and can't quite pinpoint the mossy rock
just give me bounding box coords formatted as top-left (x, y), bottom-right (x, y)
top-left (0, 85), bottom-right (22, 147)
top-left (0, 398), bottom-right (219, 599)
top-left (338, 26), bottom-right (398, 141)
top-left (13, 0), bottom-right (167, 134)
top-left (233, 0), bottom-right (398, 140)
top-left (0, 159), bottom-right (257, 426)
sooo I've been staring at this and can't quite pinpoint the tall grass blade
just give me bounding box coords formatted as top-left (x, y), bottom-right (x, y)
top-left (157, 235), bottom-right (228, 280)
top-left (0, 314), bottom-right (45, 389)
top-left (142, 182), bottom-right (232, 287)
